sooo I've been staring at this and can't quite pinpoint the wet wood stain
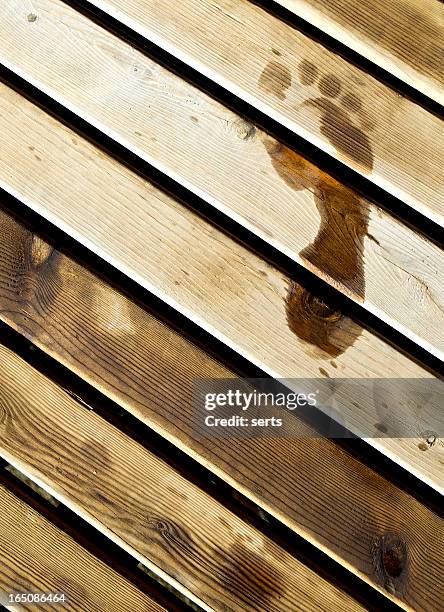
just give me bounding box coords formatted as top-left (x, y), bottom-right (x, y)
top-left (261, 133), bottom-right (367, 357)
top-left (298, 60), bottom-right (375, 174)
top-left (285, 281), bottom-right (362, 358)
top-left (258, 61), bottom-right (292, 100)
top-left (298, 58), bottom-right (319, 86)
top-left (0, 213), bottom-right (62, 320)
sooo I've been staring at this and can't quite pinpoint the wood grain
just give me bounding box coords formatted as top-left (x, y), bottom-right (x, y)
top-left (0, 342), bottom-right (365, 612)
top-left (0, 208), bottom-right (443, 609)
top-left (0, 82), bottom-right (442, 492)
top-left (76, 0), bottom-right (444, 226)
top-left (273, 0), bottom-right (444, 105)
top-left (0, 484), bottom-right (164, 612)
top-left (1, 0), bottom-right (443, 360)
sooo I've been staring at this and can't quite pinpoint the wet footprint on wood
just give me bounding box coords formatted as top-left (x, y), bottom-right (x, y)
top-left (261, 134), bottom-right (366, 359)
top-left (298, 59), bottom-right (375, 174)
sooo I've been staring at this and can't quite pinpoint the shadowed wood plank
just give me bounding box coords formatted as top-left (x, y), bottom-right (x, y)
top-left (0, 484), bottom-right (165, 612)
top-left (0, 82), bottom-right (442, 493)
top-left (0, 208), bottom-right (443, 609)
top-left (1, 0), bottom-right (442, 360)
top-left (0, 343), bottom-right (364, 612)
top-left (273, 0), bottom-right (444, 104)
top-left (76, 0), bottom-right (444, 225)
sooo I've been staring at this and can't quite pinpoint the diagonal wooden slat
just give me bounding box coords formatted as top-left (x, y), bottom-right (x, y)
top-left (75, 0), bottom-right (444, 226)
top-left (1, 0), bottom-right (442, 360)
top-left (0, 483), bottom-right (165, 612)
top-left (0, 207), bottom-right (443, 609)
top-left (272, 0), bottom-right (444, 105)
top-left (0, 342), bottom-right (365, 612)
top-left (0, 82), bottom-right (442, 492)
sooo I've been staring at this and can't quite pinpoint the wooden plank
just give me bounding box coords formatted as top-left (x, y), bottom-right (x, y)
top-left (273, 0), bottom-right (444, 105)
top-left (0, 483), bottom-right (165, 612)
top-left (1, 0), bottom-right (442, 361)
top-left (0, 343), bottom-right (364, 612)
top-left (1, 208), bottom-right (443, 609)
top-left (74, 0), bottom-right (444, 226)
top-left (0, 82), bottom-right (442, 493)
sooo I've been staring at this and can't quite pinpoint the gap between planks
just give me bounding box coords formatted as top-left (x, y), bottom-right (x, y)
top-left (0, 82), bottom-right (442, 491)
top-left (0, 482), bottom-right (165, 612)
top-left (271, 0), bottom-right (444, 106)
top-left (0, 207), bottom-right (442, 609)
top-left (76, 0), bottom-right (444, 225)
top-left (0, 0), bottom-right (442, 361)
top-left (0, 342), bottom-right (364, 612)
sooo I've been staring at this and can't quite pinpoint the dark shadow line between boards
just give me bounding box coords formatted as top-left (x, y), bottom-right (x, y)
top-left (250, 0), bottom-right (444, 119)
top-left (0, 65), bottom-right (442, 383)
top-left (0, 189), bottom-right (442, 520)
top-left (58, 0), bottom-right (444, 248)
top-left (0, 42), bottom-right (443, 507)
top-left (0, 5), bottom-right (441, 608)
top-left (0, 57), bottom-right (443, 511)
top-left (0, 457), bottom-right (192, 612)
top-left (0, 325), bottom-right (404, 611)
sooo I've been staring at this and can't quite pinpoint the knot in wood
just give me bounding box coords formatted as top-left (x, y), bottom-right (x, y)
top-left (373, 533), bottom-right (408, 594)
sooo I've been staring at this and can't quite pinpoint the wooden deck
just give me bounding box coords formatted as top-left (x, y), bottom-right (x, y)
top-left (0, 1), bottom-right (442, 610)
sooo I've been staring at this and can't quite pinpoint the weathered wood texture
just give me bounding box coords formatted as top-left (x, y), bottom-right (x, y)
top-left (0, 208), bottom-right (443, 609)
top-left (0, 343), bottom-right (365, 612)
top-left (0, 484), bottom-right (164, 611)
top-left (78, 0), bottom-right (444, 225)
top-left (0, 83), bottom-right (442, 492)
top-left (273, 0), bottom-right (444, 104)
top-left (1, 0), bottom-right (443, 360)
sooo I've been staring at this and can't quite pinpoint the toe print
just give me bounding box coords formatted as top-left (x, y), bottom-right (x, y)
top-left (298, 59), bottom-right (319, 86)
top-left (318, 74), bottom-right (342, 98)
top-left (259, 61), bottom-right (292, 100)
top-left (298, 61), bottom-right (374, 174)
